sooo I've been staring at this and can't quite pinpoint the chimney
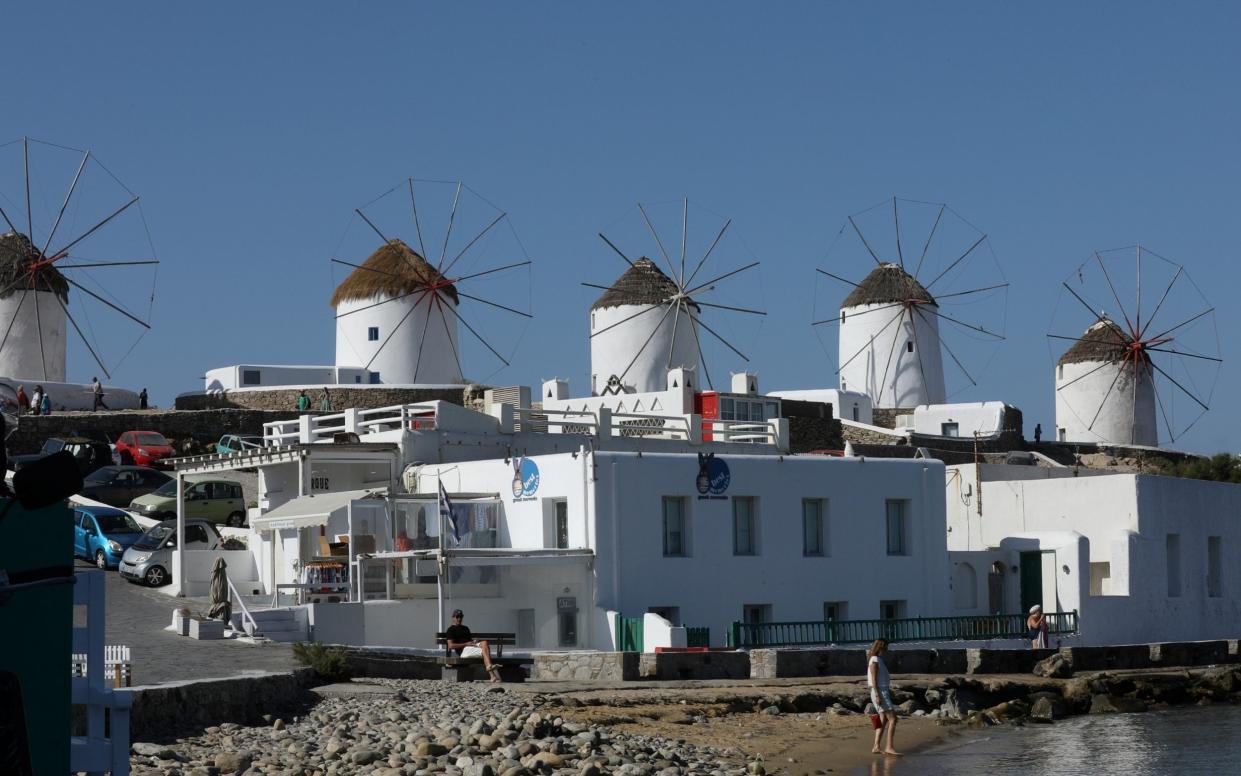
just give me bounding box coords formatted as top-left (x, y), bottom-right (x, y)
top-left (731, 372), bottom-right (758, 395)
top-left (542, 378), bottom-right (569, 401)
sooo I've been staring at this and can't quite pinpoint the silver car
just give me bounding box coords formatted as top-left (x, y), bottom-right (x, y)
top-left (118, 519), bottom-right (222, 586)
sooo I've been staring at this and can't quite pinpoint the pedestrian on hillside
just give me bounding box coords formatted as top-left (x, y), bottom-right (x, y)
top-left (30, 386), bottom-right (42, 415)
top-left (1034, 423), bottom-right (1042, 444)
top-left (139, 388), bottom-right (148, 410)
top-left (91, 376), bottom-right (108, 411)
top-left (319, 387), bottom-right (333, 412)
top-left (866, 638), bottom-right (900, 756)
top-left (15, 385), bottom-right (27, 413)
top-left (296, 390), bottom-right (310, 412)
top-left (1027, 605), bottom-right (1050, 649)
top-left (39, 390), bottom-right (51, 415)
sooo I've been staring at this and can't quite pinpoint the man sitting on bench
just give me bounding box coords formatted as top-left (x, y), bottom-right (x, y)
top-left (445, 609), bottom-right (501, 682)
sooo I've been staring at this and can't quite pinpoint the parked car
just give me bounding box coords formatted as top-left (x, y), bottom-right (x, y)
top-left (115, 430), bottom-right (174, 468)
top-left (10, 437), bottom-right (114, 476)
top-left (216, 434), bottom-right (264, 455)
top-left (70, 428), bottom-right (122, 466)
top-left (78, 465), bottom-right (172, 508)
top-left (119, 519), bottom-right (222, 587)
top-left (73, 506), bottom-right (145, 569)
top-left (129, 478), bottom-right (247, 526)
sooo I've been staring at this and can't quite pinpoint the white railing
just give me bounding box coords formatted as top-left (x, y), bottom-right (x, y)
top-left (263, 403), bottom-right (441, 446)
top-left (704, 418), bottom-right (778, 445)
top-left (71, 644), bottom-right (131, 687)
top-left (226, 575), bottom-right (260, 637)
top-left (71, 571), bottom-right (131, 776)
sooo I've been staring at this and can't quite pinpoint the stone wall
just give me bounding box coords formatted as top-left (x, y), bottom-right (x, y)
top-left (787, 416), bottom-right (844, 453)
top-left (531, 651), bottom-right (640, 682)
top-left (7, 408), bottom-right (303, 456)
top-left (842, 426), bottom-right (909, 447)
top-left (870, 408), bottom-right (913, 430)
top-left (176, 386), bottom-right (477, 412)
top-left (122, 669), bottom-right (319, 739)
top-left (638, 650), bottom-right (751, 680)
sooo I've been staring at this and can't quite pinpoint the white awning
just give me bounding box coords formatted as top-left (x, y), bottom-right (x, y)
top-left (251, 489), bottom-right (383, 531)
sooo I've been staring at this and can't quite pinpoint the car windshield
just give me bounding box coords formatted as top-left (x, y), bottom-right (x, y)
top-left (134, 524), bottom-right (174, 550)
top-left (84, 467), bottom-right (118, 484)
top-left (95, 513), bottom-right (141, 534)
top-left (136, 432), bottom-right (169, 446)
top-left (151, 479), bottom-right (177, 497)
top-left (40, 439), bottom-right (63, 453)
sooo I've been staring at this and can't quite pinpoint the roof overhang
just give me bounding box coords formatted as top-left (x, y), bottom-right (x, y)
top-left (251, 489), bottom-right (385, 532)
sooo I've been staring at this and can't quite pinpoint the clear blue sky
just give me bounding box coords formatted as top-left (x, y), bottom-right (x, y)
top-left (2, 3), bottom-right (1237, 453)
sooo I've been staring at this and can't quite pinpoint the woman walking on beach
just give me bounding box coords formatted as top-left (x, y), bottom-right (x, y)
top-left (1027, 605), bottom-right (1050, 649)
top-left (867, 638), bottom-right (900, 756)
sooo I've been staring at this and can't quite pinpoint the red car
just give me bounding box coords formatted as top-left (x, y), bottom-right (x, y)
top-left (115, 430), bottom-right (175, 468)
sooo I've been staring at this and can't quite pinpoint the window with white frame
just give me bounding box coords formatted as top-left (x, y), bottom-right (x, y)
top-left (802, 498), bottom-right (826, 556)
top-left (662, 497), bottom-right (687, 557)
top-left (733, 496), bottom-right (757, 555)
top-left (885, 499), bottom-right (909, 556)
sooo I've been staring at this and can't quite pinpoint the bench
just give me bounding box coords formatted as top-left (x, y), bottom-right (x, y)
top-left (434, 632), bottom-right (529, 682)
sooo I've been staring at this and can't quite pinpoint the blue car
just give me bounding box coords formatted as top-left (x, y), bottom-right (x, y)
top-left (73, 506), bottom-right (144, 569)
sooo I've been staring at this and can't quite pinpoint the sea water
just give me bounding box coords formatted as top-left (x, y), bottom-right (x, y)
top-left (852, 705), bottom-right (1240, 776)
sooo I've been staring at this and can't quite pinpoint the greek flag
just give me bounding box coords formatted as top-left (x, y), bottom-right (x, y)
top-left (439, 480), bottom-right (460, 543)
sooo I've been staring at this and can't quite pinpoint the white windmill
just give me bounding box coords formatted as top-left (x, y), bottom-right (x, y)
top-left (0, 137), bottom-right (158, 385)
top-left (1049, 246), bottom-right (1220, 447)
top-left (330, 179), bottom-right (532, 385)
top-left (814, 198), bottom-right (1007, 409)
top-left (583, 199), bottom-right (765, 395)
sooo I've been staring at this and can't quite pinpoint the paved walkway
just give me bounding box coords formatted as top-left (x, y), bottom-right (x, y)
top-left (75, 560), bottom-right (299, 687)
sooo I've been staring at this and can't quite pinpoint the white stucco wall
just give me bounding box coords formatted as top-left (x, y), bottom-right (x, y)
top-left (204, 364), bottom-right (374, 391)
top-left (590, 303), bottom-right (698, 395)
top-left (0, 289), bottom-right (67, 382)
top-left (1055, 359), bottom-right (1156, 446)
top-left (838, 301), bottom-right (945, 408)
top-left (335, 292), bottom-right (462, 385)
top-left (769, 389), bottom-right (873, 423)
top-left (945, 464), bottom-right (1241, 645)
top-left (912, 402), bottom-right (1012, 438)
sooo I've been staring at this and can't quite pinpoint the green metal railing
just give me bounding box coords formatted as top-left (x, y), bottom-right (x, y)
top-left (726, 611), bottom-right (1078, 648)
top-left (686, 627), bottom-right (710, 648)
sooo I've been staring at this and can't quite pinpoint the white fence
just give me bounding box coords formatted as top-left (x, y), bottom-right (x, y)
top-left (262, 401), bottom-right (789, 452)
top-left (70, 644), bottom-right (131, 688)
top-left (71, 571), bottom-right (131, 776)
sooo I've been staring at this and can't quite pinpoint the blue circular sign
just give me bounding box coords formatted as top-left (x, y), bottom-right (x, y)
top-left (511, 457), bottom-right (540, 497)
top-left (695, 455), bottom-right (730, 495)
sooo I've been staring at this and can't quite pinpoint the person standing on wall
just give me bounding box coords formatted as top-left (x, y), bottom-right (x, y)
top-left (91, 377), bottom-right (108, 411)
top-left (1034, 423), bottom-right (1042, 444)
top-left (29, 386), bottom-right (42, 415)
top-left (39, 390), bottom-right (51, 415)
top-left (139, 388), bottom-right (148, 410)
top-left (296, 390), bottom-right (310, 412)
top-left (14, 385), bottom-right (27, 414)
top-left (319, 387), bottom-right (333, 412)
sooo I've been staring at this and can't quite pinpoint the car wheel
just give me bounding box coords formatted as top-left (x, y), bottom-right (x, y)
top-left (226, 511), bottom-right (246, 528)
top-left (144, 565), bottom-right (167, 587)
top-left (95, 550), bottom-right (108, 569)
top-left (120, 451), bottom-right (134, 466)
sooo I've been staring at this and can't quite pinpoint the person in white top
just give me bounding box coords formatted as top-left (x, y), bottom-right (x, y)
top-left (866, 638), bottom-right (901, 756)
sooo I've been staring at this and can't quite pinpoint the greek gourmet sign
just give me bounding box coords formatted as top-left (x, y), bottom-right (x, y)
top-left (696, 452), bottom-right (730, 499)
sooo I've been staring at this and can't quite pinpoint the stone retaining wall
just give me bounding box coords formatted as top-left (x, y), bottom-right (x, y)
top-left (531, 651), bottom-right (640, 681)
top-left (175, 386), bottom-right (479, 412)
top-left (787, 416), bottom-right (844, 453)
top-left (120, 669), bottom-right (319, 739)
top-left (638, 651), bottom-right (750, 680)
top-left (341, 649), bottom-right (443, 680)
top-left (7, 408), bottom-right (302, 456)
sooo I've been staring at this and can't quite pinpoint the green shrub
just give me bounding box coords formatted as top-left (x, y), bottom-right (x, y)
top-left (292, 642), bottom-right (351, 682)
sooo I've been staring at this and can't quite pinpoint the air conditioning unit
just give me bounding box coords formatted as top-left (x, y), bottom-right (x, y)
top-left (484, 386), bottom-right (535, 431)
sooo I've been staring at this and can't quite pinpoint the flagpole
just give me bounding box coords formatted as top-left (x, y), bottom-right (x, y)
top-left (437, 472), bottom-right (444, 634)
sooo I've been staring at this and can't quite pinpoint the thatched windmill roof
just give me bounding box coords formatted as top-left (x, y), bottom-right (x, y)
top-left (591, 257), bottom-right (697, 311)
top-left (331, 240), bottom-right (459, 308)
top-left (0, 231), bottom-right (69, 302)
top-left (1058, 318), bottom-right (1131, 366)
top-left (841, 263), bottom-right (935, 308)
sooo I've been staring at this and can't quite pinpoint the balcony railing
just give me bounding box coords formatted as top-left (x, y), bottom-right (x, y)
top-left (727, 611), bottom-right (1079, 648)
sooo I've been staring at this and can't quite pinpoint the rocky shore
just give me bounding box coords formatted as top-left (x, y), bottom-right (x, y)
top-left (125, 663), bottom-right (1241, 776)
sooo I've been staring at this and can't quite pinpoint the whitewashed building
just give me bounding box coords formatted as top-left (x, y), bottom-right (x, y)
top-left (1054, 318), bottom-right (1156, 446)
top-left (944, 462), bottom-right (1241, 645)
top-left (838, 264), bottom-right (946, 408)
